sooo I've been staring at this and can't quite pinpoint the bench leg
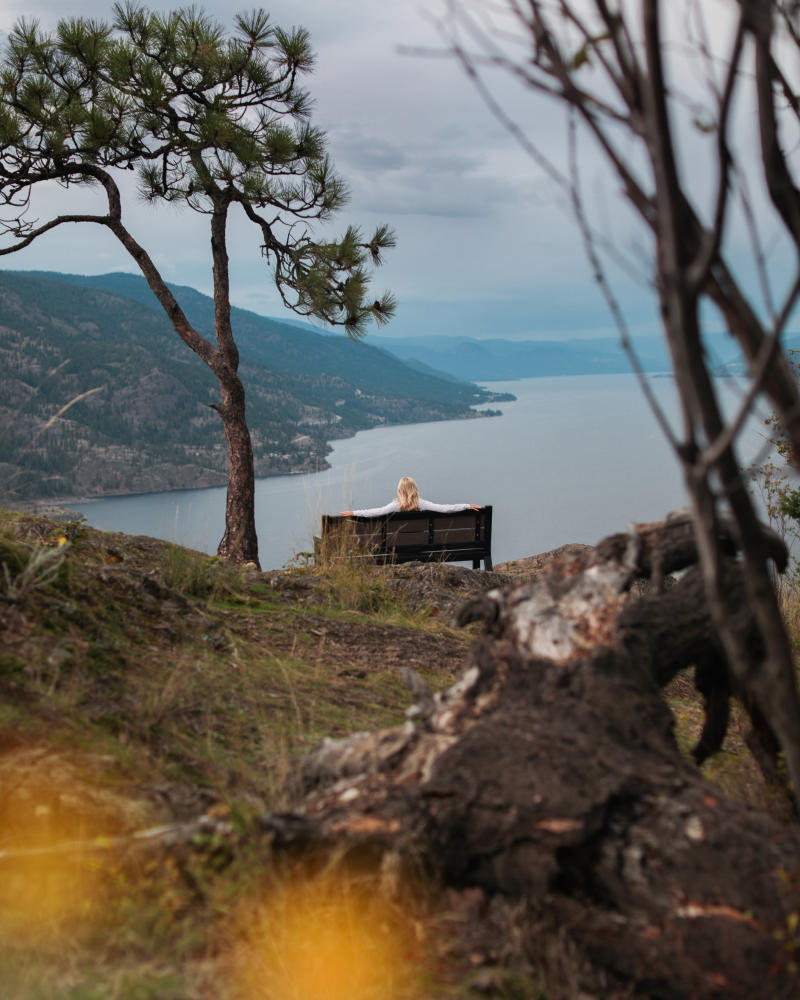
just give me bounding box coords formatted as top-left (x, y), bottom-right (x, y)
top-left (484, 555), bottom-right (493, 571)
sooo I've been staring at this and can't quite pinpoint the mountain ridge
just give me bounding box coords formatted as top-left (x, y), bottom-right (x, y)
top-left (372, 330), bottom-right (752, 381)
top-left (0, 270), bottom-right (510, 502)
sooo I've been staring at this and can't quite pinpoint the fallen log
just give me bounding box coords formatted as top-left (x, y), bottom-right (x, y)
top-left (265, 512), bottom-right (800, 999)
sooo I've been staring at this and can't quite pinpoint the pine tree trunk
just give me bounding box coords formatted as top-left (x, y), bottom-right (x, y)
top-left (215, 375), bottom-right (260, 566)
top-left (105, 191), bottom-right (262, 566)
top-left (211, 198), bottom-right (260, 568)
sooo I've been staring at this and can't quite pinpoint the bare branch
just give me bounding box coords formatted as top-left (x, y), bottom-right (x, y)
top-left (0, 212), bottom-right (113, 254)
top-left (687, 11), bottom-right (746, 289)
top-left (567, 108), bottom-right (677, 450)
top-left (700, 277), bottom-right (797, 471)
top-left (753, 8), bottom-right (800, 249)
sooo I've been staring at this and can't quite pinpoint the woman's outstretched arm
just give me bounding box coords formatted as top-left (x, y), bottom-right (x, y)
top-left (339, 500), bottom-right (400, 517)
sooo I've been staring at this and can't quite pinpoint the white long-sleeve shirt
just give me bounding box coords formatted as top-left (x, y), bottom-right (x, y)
top-left (349, 499), bottom-right (473, 517)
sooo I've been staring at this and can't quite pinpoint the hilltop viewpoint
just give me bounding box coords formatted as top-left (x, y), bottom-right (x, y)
top-left (1, 509), bottom-right (799, 999)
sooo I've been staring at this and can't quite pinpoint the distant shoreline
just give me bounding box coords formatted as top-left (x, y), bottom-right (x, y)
top-left (7, 402), bottom-right (512, 511)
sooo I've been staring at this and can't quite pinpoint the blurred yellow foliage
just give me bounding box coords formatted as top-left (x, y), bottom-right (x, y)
top-left (231, 868), bottom-right (427, 1000)
top-left (0, 779), bottom-right (104, 942)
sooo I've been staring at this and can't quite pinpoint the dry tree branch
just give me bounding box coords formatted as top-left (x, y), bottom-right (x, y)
top-left (700, 273), bottom-right (799, 472)
top-left (754, 12), bottom-right (800, 247)
top-left (735, 165), bottom-right (779, 321)
top-left (687, 11), bottom-right (745, 290)
top-left (446, 0), bottom-right (800, 802)
top-left (566, 108), bottom-right (676, 448)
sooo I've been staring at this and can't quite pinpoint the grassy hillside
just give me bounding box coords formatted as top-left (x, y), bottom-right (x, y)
top-left (0, 508), bottom-right (495, 998)
top-left (0, 510), bottom-right (788, 998)
top-left (0, 271), bottom-right (510, 503)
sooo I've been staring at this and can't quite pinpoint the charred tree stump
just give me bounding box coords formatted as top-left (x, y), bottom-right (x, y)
top-left (266, 513), bottom-right (800, 999)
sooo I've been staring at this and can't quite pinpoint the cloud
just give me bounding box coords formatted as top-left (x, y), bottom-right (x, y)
top-left (1, 0), bottom-right (582, 336)
top-left (1, 0), bottom-right (755, 344)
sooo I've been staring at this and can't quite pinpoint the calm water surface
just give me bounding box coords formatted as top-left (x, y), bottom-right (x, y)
top-left (73, 374), bottom-right (771, 569)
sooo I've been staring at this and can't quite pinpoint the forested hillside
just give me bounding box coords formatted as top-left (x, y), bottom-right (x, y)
top-left (0, 271), bottom-right (509, 501)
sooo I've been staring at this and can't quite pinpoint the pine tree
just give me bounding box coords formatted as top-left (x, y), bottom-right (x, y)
top-left (0, 4), bottom-right (396, 565)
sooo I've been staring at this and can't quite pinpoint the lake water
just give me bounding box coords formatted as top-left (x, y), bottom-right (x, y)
top-left (72, 374), bottom-right (773, 569)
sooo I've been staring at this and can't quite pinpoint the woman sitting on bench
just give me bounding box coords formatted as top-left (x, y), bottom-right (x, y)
top-left (340, 476), bottom-right (481, 517)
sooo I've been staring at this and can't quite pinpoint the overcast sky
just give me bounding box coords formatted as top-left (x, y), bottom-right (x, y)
top-left (0, 1), bottom-right (782, 344)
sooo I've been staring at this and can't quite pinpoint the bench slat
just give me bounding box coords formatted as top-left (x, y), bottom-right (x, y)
top-left (432, 527), bottom-right (478, 543)
top-left (387, 527), bottom-right (429, 546)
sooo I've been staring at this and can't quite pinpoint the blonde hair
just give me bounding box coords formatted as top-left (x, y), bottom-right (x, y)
top-left (397, 476), bottom-right (420, 511)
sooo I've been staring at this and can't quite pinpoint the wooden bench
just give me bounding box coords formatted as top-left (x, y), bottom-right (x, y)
top-left (319, 506), bottom-right (493, 570)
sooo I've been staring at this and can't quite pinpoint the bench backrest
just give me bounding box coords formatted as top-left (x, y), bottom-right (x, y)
top-left (320, 506), bottom-right (493, 570)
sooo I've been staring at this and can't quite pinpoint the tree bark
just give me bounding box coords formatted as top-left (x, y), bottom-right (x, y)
top-left (265, 514), bottom-right (800, 999)
top-left (214, 375), bottom-right (259, 566)
top-left (211, 199), bottom-right (260, 567)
